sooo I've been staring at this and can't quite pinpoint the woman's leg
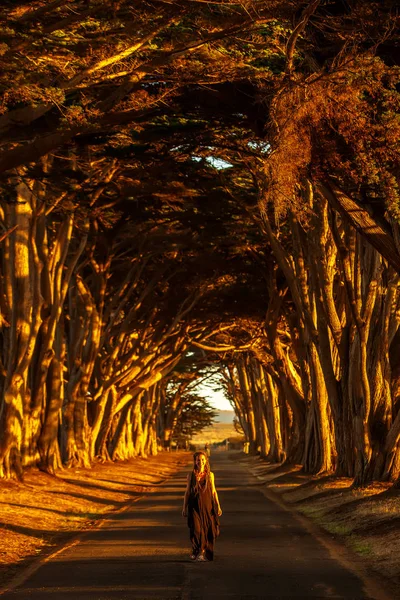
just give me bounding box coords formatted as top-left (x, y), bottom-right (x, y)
top-left (189, 511), bottom-right (202, 557)
top-left (204, 526), bottom-right (214, 561)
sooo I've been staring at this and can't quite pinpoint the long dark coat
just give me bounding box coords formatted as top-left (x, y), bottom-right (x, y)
top-left (187, 471), bottom-right (220, 560)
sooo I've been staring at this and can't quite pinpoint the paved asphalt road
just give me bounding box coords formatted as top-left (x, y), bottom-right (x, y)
top-left (0, 453), bottom-right (392, 600)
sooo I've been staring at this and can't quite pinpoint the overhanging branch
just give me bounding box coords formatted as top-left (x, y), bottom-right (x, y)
top-left (319, 181), bottom-right (400, 274)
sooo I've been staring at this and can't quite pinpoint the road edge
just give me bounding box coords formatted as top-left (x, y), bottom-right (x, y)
top-left (245, 461), bottom-right (397, 600)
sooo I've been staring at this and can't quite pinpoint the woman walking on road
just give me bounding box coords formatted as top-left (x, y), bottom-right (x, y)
top-left (182, 451), bottom-right (222, 561)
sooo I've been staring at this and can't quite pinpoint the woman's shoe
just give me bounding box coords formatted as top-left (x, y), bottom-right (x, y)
top-left (196, 553), bottom-right (207, 562)
top-left (190, 553), bottom-right (197, 560)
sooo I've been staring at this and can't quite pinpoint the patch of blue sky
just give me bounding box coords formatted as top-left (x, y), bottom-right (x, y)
top-left (191, 155), bottom-right (233, 169)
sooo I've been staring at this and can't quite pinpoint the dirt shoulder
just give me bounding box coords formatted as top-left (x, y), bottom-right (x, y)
top-left (0, 451), bottom-right (190, 587)
top-left (242, 454), bottom-right (400, 599)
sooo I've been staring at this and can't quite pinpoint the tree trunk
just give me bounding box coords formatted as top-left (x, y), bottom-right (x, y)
top-left (264, 370), bottom-right (285, 462)
top-left (37, 323), bottom-right (65, 473)
top-left (0, 182), bottom-right (35, 478)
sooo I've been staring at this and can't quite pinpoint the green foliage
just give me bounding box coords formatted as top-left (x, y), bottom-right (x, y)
top-left (0, 0), bottom-right (399, 303)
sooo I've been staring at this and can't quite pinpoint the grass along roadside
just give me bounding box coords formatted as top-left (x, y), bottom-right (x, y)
top-left (243, 455), bottom-right (400, 595)
top-left (298, 506), bottom-right (374, 557)
top-left (0, 451), bottom-right (190, 587)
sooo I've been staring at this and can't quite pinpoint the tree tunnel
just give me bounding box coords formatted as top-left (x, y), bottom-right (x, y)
top-left (0, 0), bottom-right (400, 487)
